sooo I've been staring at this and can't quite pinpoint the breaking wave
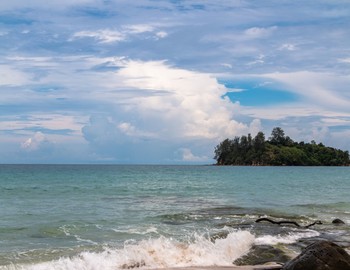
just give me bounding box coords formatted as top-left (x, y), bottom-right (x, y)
top-left (1, 231), bottom-right (254, 270)
top-left (1, 228), bottom-right (322, 270)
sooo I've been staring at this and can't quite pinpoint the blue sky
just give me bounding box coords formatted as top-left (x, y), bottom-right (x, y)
top-left (1, 0), bottom-right (350, 164)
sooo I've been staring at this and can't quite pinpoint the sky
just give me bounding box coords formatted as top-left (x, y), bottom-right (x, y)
top-left (1, 0), bottom-right (350, 164)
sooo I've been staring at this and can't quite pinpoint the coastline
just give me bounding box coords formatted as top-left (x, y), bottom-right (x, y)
top-left (152, 265), bottom-right (283, 270)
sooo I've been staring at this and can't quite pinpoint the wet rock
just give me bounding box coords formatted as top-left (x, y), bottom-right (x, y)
top-left (210, 231), bottom-right (229, 241)
top-left (332, 218), bottom-right (345, 225)
top-left (282, 240), bottom-right (350, 270)
top-left (234, 245), bottom-right (290, 266)
top-left (121, 260), bottom-right (146, 269)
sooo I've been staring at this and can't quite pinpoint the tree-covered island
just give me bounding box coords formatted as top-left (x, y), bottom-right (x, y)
top-left (214, 127), bottom-right (350, 166)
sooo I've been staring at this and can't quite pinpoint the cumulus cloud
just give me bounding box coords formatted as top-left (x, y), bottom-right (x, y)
top-left (77, 59), bottom-right (262, 161)
top-left (115, 59), bottom-right (253, 140)
top-left (21, 132), bottom-right (54, 152)
top-left (3, 55), bottom-right (257, 150)
top-left (118, 122), bottom-right (156, 138)
top-left (82, 115), bottom-right (119, 147)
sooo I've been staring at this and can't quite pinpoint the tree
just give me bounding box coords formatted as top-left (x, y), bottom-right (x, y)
top-left (214, 138), bottom-right (232, 165)
top-left (269, 127), bottom-right (286, 145)
top-left (253, 132), bottom-right (265, 151)
top-left (252, 132), bottom-right (266, 165)
top-left (214, 127), bottom-right (350, 166)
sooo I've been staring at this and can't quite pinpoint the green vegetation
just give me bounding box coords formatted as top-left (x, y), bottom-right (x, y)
top-left (214, 127), bottom-right (350, 166)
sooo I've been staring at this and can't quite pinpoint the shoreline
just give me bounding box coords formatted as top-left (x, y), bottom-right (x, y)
top-left (152, 265), bottom-right (283, 270)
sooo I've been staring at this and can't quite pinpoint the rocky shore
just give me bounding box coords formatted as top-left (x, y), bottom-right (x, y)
top-left (152, 240), bottom-right (350, 270)
top-left (237, 240), bottom-right (350, 270)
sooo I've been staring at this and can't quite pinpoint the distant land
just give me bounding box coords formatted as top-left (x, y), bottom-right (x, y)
top-left (214, 127), bottom-right (350, 166)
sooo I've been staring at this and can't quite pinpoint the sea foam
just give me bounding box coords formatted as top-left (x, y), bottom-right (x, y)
top-left (1, 231), bottom-right (254, 270)
top-left (255, 230), bottom-right (320, 245)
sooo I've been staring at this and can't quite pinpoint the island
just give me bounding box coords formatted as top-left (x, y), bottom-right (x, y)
top-left (214, 127), bottom-right (350, 166)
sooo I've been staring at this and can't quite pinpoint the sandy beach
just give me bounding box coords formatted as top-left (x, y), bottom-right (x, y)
top-left (156, 265), bottom-right (282, 270)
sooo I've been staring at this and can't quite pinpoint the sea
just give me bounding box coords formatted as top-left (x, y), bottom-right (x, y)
top-left (0, 165), bottom-right (349, 269)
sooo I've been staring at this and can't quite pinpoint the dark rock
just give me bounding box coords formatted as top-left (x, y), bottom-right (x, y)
top-left (121, 260), bottom-right (145, 269)
top-left (234, 245), bottom-right (290, 266)
top-left (332, 218), bottom-right (345, 225)
top-left (282, 240), bottom-right (350, 270)
top-left (210, 231), bottom-right (229, 241)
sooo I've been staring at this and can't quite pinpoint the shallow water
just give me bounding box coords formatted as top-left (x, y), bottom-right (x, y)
top-left (0, 165), bottom-right (349, 269)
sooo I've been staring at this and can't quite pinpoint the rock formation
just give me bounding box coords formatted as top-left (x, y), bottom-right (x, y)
top-left (282, 240), bottom-right (350, 270)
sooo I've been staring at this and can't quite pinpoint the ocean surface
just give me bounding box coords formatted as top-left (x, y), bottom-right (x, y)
top-left (0, 165), bottom-right (349, 269)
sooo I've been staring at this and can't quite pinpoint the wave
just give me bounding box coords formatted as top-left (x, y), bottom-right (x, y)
top-left (0, 227), bottom-right (321, 270)
top-left (1, 231), bottom-right (254, 270)
top-left (112, 226), bottom-right (159, 236)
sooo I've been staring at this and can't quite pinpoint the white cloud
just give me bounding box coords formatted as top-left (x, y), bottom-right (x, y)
top-left (155, 31), bottom-right (168, 39)
top-left (0, 114), bottom-right (84, 136)
top-left (310, 126), bottom-right (329, 143)
top-left (123, 24), bottom-right (154, 34)
top-left (242, 105), bottom-right (350, 121)
top-left (338, 58), bottom-right (350, 64)
top-left (72, 30), bottom-right (125, 43)
top-left (71, 58), bottom-right (262, 161)
top-left (82, 115), bottom-right (121, 151)
top-left (258, 71), bottom-right (350, 110)
top-left (248, 119), bottom-right (263, 136)
top-left (247, 54), bottom-right (265, 66)
top-left (321, 117), bottom-right (350, 126)
top-left (221, 63), bottom-right (232, 69)
top-left (71, 24), bottom-right (167, 44)
top-left (6, 56), bottom-right (58, 67)
top-left (178, 148), bottom-right (208, 162)
top-left (328, 129), bottom-right (350, 151)
top-left (115, 60), bottom-right (252, 140)
top-left (243, 26), bottom-right (277, 40)
top-left (0, 65), bottom-right (31, 86)
top-left (21, 132), bottom-right (53, 152)
top-left (279, 43), bottom-right (297, 51)
top-left (118, 122), bottom-right (156, 138)
top-left (0, 0), bottom-right (97, 10)
top-left (226, 88), bottom-right (245, 93)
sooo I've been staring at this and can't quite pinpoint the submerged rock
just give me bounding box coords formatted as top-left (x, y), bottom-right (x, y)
top-left (332, 218), bottom-right (345, 225)
top-left (234, 245), bottom-right (290, 266)
top-left (282, 240), bottom-right (350, 270)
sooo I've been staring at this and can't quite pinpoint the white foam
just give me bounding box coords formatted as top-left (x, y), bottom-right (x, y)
top-left (112, 226), bottom-right (158, 235)
top-left (254, 230), bottom-right (320, 245)
top-left (1, 231), bottom-right (254, 270)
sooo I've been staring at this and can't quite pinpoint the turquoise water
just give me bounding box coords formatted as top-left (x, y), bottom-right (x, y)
top-left (0, 165), bottom-right (349, 269)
